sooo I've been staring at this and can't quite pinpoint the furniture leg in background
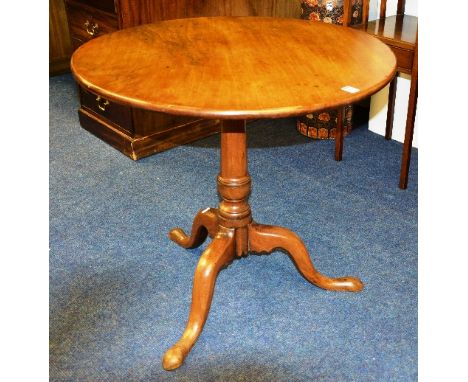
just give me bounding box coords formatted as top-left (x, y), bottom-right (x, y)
top-left (399, 39), bottom-right (418, 189)
top-left (335, 107), bottom-right (344, 161)
top-left (385, 76), bottom-right (398, 140)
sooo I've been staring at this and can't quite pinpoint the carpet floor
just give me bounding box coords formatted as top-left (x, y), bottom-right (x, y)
top-left (50, 74), bottom-right (417, 382)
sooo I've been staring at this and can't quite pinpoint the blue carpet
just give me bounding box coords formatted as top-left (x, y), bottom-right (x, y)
top-left (50, 74), bottom-right (417, 381)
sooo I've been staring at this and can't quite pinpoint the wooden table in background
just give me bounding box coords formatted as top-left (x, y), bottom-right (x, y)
top-left (71, 16), bottom-right (396, 370)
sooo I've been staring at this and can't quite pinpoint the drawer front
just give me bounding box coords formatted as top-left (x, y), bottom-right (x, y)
top-left (132, 108), bottom-right (199, 138)
top-left (66, 1), bottom-right (118, 47)
top-left (79, 87), bottom-right (133, 135)
top-left (390, 46), bottom-right (414, 74)
top-left (71, 0), bottom-right (116, 14)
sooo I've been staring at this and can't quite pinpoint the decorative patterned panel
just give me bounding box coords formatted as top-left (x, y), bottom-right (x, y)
top-left (297, 0), bottom-right (362, 139)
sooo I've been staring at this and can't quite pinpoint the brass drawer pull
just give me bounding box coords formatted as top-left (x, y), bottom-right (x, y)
top-left (84, 20), bottom-right (99, 36)
top-left (96, 96), bottom-right (109, 111)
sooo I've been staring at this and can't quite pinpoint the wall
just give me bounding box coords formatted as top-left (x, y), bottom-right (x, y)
top-left (368, 0), bottom-right (418, 147)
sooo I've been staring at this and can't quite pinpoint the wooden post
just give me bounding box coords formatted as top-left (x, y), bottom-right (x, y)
top-left (218, 119), bottom-right (252, 256)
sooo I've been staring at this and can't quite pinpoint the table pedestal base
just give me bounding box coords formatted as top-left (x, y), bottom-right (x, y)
top-left (162, 120), bottom-right (363, 371)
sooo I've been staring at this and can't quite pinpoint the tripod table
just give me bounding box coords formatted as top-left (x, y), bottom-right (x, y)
top-left (71, 16), bottom-right (396, 370)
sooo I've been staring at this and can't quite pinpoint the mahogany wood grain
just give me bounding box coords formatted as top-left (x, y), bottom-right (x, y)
top-left (78, 107), bottom-right (220, 160)
top-left (80, 86), bottom-right (133, 134)
top-left (169, 208), bottom-right (219, 248)
top-left (71, 17), bottom-right (395, 369)
top-left (164, 118), bottom-right (366, 369)
top-left (162, 228), bottom-right (236, 371)
top-left (118, 0), bottom-right (302, 28)
top-left (78, 107), bottom-right (133, 152)
top-left (351, 15), bottom-right (417, 75)
top-left (129, 118), bottom-right (220, 158)
top-left (248, 223), bottom-right (363, 292)
top-left (66, 0), bottom-right (119, 49)
top-left (218, 120), bottom-right (251, 257)
top-left (50, 0), bottom-right (73, 75)
top-left (71, 17), bottom-right (396, 120)
top-left (187, 0), bottom-right (302, 18)
top-left (355, 15), bottom-right (417, 51)
top-left (66, 2), bottom-right (302, 158)
top-left (131, 108), bottom-right (199, 138)
top-left (75, 0), bottom-right (117, 14)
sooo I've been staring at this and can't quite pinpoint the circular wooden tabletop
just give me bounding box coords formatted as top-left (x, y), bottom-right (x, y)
top-left (71, 17), bottom-right (396, 119)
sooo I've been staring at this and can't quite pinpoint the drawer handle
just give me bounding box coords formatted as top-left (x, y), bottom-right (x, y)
top-left (84, 20), bottom-right (99, 36)
top-left (96, 96), bottom-right (109, 111)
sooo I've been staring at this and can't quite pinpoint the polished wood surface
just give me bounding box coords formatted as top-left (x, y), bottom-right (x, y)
top-left (248, 223), bottom-right (363, 291)
top-left (66, 0), bottom-right (119, 49)
top-left (80, 86), bottom-right (132, 134)
top-left (119, 0), bottom-right (301, 28)
top-left (65, 1), bottom-right (301, 158)
top-left (163, 226), bottom-right (236, 371)
top-left (66, 0), bottom-right (301, 49)
top-left (72, 17), bottom-right (396, 119)
top-left (169, 208), bottom-right (219, 248)
top-left (352, 14), bottom-right (417, 74)
top-left (50, 0), bottom-right (73, 75)
top-left (71, 17), bottom-right (396, 370)
top-left (357, 15), bottom-right (417, 50)
top-left (188, 0), bottom-right (301, 18)
top-left (75, 0), bottom-right (117, 14)
top-left (78, 105), bottom-right (220, 160)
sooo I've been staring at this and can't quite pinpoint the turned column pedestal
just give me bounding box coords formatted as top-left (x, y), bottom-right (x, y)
top-left (162, 120), bottom-right (364, 370)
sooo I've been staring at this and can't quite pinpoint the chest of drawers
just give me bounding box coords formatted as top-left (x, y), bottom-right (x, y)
top-left (65, 0), bottom-right (301, 159)
top-left (65, 0), bottom-right (221, 160)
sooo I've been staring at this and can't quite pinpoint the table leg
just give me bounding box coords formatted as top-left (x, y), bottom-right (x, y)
top-left (163, 119), bottom-right (363, 370)
top-left (385, 74), bottom-right (398, 140)
top-left (162, 228), bottom-right (235, 371)
top-left (169, 207), bottom-right (219, 249)
top-left (248, 223), bottom-right (363, 292)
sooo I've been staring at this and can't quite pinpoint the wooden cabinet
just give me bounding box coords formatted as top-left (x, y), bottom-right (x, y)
top-left (50, 0), bottom-right (73, 75)
top-left (66, 0), bottom-right (119, 49)
top-left (63, 0), bottom-right (301, 160)
top-left (77, 86), bottom-right (219, 160)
